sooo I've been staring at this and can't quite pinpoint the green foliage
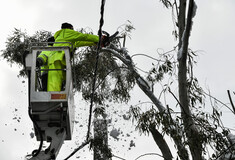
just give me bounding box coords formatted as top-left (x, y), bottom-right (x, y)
top-left (147, 52), bottom-right (175, 83)
top-left (129, 104), bottom-right (182, 138)
top-left (1, 27), bottom-right (136, 105)
top-left (129, 100), bottom-right (232, 159)
top-left (1, 28), bottom-right (27, 65)
top-left (130, 45), bottom-right (233, 159)
top-left (192, 108), bottom-right (230, 159)
top-left (73, 45), bottom-right (135, 105)
top-left (188, 77), bottom-right (205, 107)
top-left (1, 28), bottom-right (52, 76)
top-left (71, 24), bottom-right (136, 105)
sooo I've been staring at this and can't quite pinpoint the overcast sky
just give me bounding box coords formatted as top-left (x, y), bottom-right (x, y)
top-left (0, 0), bottom-right (235, 160)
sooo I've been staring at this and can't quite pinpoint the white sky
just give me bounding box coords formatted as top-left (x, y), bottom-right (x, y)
top-left (0, 0), bottom-right (235, 160)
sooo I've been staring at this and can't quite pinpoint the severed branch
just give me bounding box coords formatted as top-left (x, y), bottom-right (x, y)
top-left (102, 46), bottom-right (166, 113)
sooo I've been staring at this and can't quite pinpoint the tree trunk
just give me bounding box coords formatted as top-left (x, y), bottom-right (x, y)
top-left (93, 117), bottom-right (111, 160)
top-left (178, 0), bottom-right (203, 159)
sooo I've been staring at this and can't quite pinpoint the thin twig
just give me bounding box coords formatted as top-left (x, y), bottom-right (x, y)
top-left (131, 53), bottom-right (164, 62)
top-left (131, 48), bottom-right (175, 61)
top-left (94, 66), bottom-right (129, 90)
top-left (135, 153), bottom-right (164, 160)
top-left (227, 90), bottom-right (235, 114)
top-left (112, 154), bottom-right (126, 160)
top-left (215, 142), bottom-right (235, 159)
top-left (64, 139), bottom-right (91, 160)
top-left (203, 91), bottom-right (234, 114)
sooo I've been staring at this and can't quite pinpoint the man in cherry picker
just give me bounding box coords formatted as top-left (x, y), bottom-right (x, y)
top-left (49, 22), bottom-right (102, 92)
top-left (37, 22), bottom-right (101, 92)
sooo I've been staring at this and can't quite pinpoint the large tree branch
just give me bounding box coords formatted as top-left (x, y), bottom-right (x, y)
top-left (101, 45), bottom-right (189, 159)
top-left (149, 124), bottom-right (173, 160)
top-left (102, 46), bottom-right (166, 113)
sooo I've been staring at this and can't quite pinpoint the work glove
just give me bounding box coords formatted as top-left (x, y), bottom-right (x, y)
top-left (36, 57), bottom-right (44, 68)
top-left (101, 35), bottom-right (109, 47)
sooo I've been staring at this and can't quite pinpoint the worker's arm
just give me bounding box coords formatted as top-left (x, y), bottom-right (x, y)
top-left (37, 51), bottom-right (52, 66)
top-left (74, 41), bottom-right (97, 48)
top-left (64, 29), bottom-right (99, 43)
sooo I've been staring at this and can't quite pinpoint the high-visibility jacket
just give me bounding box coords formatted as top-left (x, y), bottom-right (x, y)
top-left (37, 50), bottom-right (54, 74)
top-left (48, 29), bottom-right (99, 65)
top-left (47, 29), bottom-right (99, 91)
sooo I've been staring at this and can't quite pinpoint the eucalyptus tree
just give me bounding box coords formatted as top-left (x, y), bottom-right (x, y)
top-left (2, 1), bottom-right (235, 159)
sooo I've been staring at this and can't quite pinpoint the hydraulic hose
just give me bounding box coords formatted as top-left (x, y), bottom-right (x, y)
top-left (27, 70), bottom-right (43, 157)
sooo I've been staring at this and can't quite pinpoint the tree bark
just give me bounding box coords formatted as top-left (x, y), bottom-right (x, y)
top-left (149, 124), bottom-right (173, 160)
top-left (177, 0), bottom-right (203, 159)
top-left (93, 117), bottom-right (111, 160)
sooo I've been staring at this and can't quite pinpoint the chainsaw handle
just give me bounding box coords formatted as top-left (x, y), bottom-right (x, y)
top-left (101, 31), bottom-right (110, 37)
top-left (109, 31), bottom-right (119, 41)
top-left (100, 31), bottom-right (119, 47)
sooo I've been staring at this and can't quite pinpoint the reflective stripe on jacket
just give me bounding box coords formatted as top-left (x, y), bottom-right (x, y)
top-left (38, 50), bottom-right (54, 74)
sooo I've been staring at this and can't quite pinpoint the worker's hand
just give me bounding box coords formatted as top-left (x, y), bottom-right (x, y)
top-left (101, 35), bottom-right (109, 47)
top-left (100, 31), bottom-right (119, 48)
top-left (36, 58), bottom-right (43, 67)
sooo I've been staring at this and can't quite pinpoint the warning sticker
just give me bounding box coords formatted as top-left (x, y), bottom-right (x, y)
top-left (51, 94), bottom-right (67, 99)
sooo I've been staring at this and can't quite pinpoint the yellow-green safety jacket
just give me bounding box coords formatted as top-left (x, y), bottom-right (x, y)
top-left (37, 50), bottom-right (54, 74)
top-left (48, 29), bottom-right (99, 65)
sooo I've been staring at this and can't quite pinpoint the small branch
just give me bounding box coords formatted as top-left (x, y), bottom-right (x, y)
top-left (227, 90), bottom-right (235, 114)
top-left (204, 90), bottom-right (234, 114)
top-left (94, 66), bottom-right (129, 90)
top-left (131, 53), bottom-right (164, 62)
top-left (168, 87), bottom-right (183, 108)
top-left (131, 48), bottom-right (176, 61)
top-left (133, 101), bottom-right (154, 107)
top-left (168, 87), bottom-right (189, 116)
top-left (123, 34), bottom-right (126, 47)
top-left (214, 142), bottom-right (235, 160)
top-left (135, 153), bottom-right (164, 160)
top-left (174, 0), bottom-right (179, 18)
top-left (64, 139), bottom-right (92, 160)
top-left (112, 154), bottom-right (126, 160)
top-left (135, 66), bottom-right (149, 74)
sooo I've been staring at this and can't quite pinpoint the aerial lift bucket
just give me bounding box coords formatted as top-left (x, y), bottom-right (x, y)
top-left (25, 44), bottom-right (75, 159)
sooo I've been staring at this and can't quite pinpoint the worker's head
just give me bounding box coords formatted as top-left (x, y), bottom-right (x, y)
top-left (61, 23), bottom-right (74, 30)
top-left (47, 36), bottom-right (55, 46)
